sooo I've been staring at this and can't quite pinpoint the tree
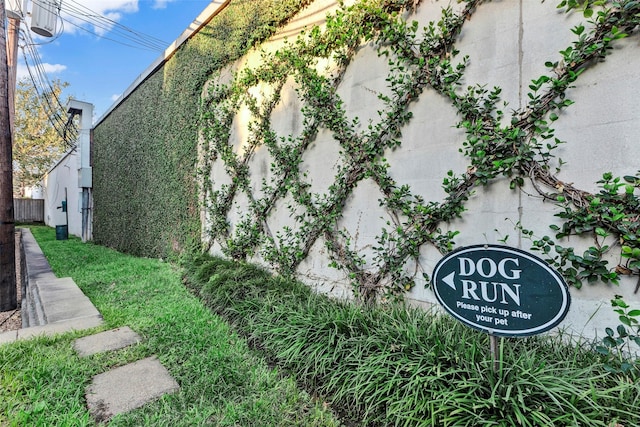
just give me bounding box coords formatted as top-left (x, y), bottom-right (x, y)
top-left (13, 78), bottom-right (69, 197)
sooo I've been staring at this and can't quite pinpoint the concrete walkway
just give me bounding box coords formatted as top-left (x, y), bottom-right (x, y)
top-left (0, 228), bottom-right (103, 344)
top-left (0, 229), bottom-right (180, 422)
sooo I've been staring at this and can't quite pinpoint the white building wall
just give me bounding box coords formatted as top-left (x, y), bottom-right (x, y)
top-left (41, 100), bottom-right (94, 241)
top-left (42, 150), bottom-right (84, 238)
top-left (200, 1), bottom-right (639, 341)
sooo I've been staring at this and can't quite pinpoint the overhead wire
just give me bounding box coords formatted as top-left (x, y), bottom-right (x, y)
top-left (55, 16), bottom-right (165, 52)
top-left (16, 0), bottom-right (175, 150)
top-left (33, 0), bottom-right (169, 52)
top-left (19, 27), bottom-right (78, 148)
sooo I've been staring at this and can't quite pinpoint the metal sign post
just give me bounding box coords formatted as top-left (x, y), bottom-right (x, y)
top-left (489, 334), bottom-right (499, 373)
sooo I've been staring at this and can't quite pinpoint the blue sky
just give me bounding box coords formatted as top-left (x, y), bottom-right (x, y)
top-left (14, 0), bottom-right (212, 120)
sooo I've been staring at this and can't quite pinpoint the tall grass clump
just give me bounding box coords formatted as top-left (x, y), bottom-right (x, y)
top-left (183, 252), bottom-right (640, 426)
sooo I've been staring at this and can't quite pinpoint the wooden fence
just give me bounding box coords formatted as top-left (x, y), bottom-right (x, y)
top-left (14, 198), bottom-right (44, 223)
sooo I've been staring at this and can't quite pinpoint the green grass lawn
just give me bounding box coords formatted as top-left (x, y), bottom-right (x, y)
top-left (3, 226), bottom-right (639, 426)
top-left (0, 226), bottom-right (339, 426)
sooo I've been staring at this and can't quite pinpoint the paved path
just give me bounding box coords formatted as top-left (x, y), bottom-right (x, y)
top-left (0, 229), bottom-right (180, 422)
top-left (0, 228), bottom-right (102, 344)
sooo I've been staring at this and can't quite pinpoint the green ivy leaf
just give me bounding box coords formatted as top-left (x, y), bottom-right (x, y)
top-left (595, 228), bottom-right (608, 237)
top-left (617, 324), bottom-right (628, 337)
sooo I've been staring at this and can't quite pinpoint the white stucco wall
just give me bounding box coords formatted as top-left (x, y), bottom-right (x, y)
top-left (42, 150), bottom-right (83, 237)
top-left (202, 0), bottom-right (640, 341)
top-left (41, 100), bottom-right (94, 241)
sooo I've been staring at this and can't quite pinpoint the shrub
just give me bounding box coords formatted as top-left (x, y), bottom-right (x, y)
top-left (183, 253), bottom-right (640, 426)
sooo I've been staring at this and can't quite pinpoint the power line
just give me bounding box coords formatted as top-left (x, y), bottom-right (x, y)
top-left (56, 15), bottom-right (165, 52)
top-left (19, 26), bottom-right (78, 148)
top-left (29, 0), bottom-right (169, 52)
top-left (16, 0), bottom-right (178, 149)
top-left (62, 0), bottom-right (169, 50)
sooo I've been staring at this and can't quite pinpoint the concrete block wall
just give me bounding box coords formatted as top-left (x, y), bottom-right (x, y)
top-left (202, 0), bottom-right (640, 340)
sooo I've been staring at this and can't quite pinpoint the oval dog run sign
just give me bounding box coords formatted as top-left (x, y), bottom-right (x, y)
top-left (432, 244), bottom-right (570, 337)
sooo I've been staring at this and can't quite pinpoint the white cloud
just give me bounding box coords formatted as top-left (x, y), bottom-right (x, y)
top-left (110, 93), bottom-right (121, 101)
top-left (42, 63), bottom-right (67, 73)
top-left (152, 0), bottom-right (176, 9)
top-left (17, 64), bottom-right (29, 81)
top-left (17, 62), bottom-right (66, 80)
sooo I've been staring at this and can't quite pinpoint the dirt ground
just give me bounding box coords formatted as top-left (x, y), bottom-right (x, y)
top-left (0, 232), bottom-right (22, 333)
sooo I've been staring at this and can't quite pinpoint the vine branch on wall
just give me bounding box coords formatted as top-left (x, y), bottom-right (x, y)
top-left (200, 0), bottom-right (640, 301)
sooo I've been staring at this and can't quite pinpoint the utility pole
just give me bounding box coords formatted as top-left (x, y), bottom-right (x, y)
top-left (0, 1), bottom-right (17, 311)
top-left (7, 8), bottom-right (18, 131)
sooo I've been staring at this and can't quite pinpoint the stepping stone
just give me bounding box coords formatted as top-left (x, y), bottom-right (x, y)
top-left (86, 356), bottom-right (179, 422)
top-left (74, 326), bottom-right (141, 357)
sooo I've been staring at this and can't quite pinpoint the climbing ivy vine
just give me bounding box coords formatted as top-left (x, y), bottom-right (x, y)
top-left (199, 0), bottom-right (640, 302)
top-left (92, 0), bottom-right (313, 257)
